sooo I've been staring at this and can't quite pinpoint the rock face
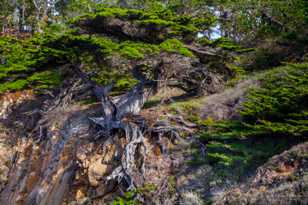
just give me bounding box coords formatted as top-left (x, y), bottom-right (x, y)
top-left (213, 142), bottom-right (308, 205)
top-left (0, 128), bottom-right (14, 192)
top-left (0, 68), bottom-right (185, 204)
top-left (0, 84), bottom-right (96, 204)
top-left (0, 90), bottom-right (34, 119)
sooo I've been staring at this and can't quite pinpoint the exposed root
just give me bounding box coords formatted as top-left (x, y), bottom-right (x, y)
top-left (90, 80), bottom-right (187, 202)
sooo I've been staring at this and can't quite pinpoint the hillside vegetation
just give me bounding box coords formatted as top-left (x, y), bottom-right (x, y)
top-left (0, 1), bottom-right (307, 205)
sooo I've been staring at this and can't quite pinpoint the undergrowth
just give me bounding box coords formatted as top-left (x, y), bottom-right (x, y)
top-left (194, 63), bottom-right (308, 179)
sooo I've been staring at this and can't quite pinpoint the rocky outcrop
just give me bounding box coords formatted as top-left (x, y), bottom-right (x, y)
top-left (213, 142), bottom-right (308, 205)
top-left (0, 126), bottom-right (15, 192)
top-left (0, 63), bottom-right (189, 204)
top-left (0, 90), bottom-right (35, 119)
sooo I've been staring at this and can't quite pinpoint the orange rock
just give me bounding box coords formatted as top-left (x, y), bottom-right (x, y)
top-left (76, 188), bottom-right (86, 201)
top-left (153, 145), bottom-right (162, 156)
top-left (25, 172), bottom-right (39, 192)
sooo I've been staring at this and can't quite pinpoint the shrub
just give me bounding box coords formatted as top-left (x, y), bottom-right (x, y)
top-left (160, 38), bottom-right (194, 57)
top-left (199, 63), bottom-right (308, 178)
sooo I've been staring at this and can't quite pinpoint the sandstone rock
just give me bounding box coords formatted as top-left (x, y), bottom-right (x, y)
top-left (88, 161), bottom-right (113, 187)
top-left (75, 188), bottom-right (88, 205)
top-left (88, 146), bottom-right (116, 187)
top-left (0, 141), bottom-right (14, 191)
top-left (0, 90), bottom-right (34, 120)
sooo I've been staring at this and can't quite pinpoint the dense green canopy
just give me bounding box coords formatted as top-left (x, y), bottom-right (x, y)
top-left (1, 0), bottom-right (307, 40)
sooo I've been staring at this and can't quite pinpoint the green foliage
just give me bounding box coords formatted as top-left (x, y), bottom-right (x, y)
top-left (46, 33), bottom-right (162, 60)
top-left (169, 98), bottom-right (203, 113)
top-left (112, 184), bottom-right (157, 205)
top-left (91, 69), bottom-right (138, 95)
top-left (112, 190), bottom-right (139, 205)
top-left (227, 63), bottom-right (246, 76)
top-left (0, 35), bottom-right (66, 74)
top-left (220, 0), bottom-right (308, 41)
top-left (0, 35), bottom-right (64, 94)
top-left (242, 63), bottom-right (308, 130)
top-left (0, 70), bottom-right (61, 93)
top-left (199, 63), bottom-right (308, 179)
top-left (50, 33), bottom-right (191, 61)
top-left (204, 136), bottom-right (292, 179)
top-left (137, 18), bottom-right (174, 26)
top-left (213, 38), bottom-right (254, 52)
top-left (0, 37), bottom-right (38, 73)
top-left (225, 62), bottom-right (247, 86)
top-left (118, 41), bottom-right (160, 59)
top-left (90, 7), bottom-right (145, 19)
top-left (160, 38), bottom-right (193, 57)
top-left (0, 15), bottom-right (195, 95)
top-left (137, 18), bottom-right (198, 37)
top-left (0, 79), bottom-right (29, 93)
top-left (72, 7), bottom-right (215, 41)
top-left (204, 63), bottom-right (308, 140)
top-left (197, 36), bottom-right (212, 46)
top-left (212, 38), bottom-right (240, 50)
top-left (27, 70), bottom-right (61, 89)
top-left (119, 46), bottom-right (144, 60)
top-left (91, 6), bottom-right (214, 32)
top-left (198, 37), bottom-right (254, 53)
top-left (42, 23), bottom-right (71, 37)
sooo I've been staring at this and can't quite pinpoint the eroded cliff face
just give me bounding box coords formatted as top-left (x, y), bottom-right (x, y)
top-left (0, 79), bottom-right (178, 205)
top-left (1, 7), bottom-right (307, 205)
top-left (1, 78), bottom-right (307, 205)
top-left (0, 8), bottom-right (228, 204)
top-left (0, 35), bottom-right (214, 205)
